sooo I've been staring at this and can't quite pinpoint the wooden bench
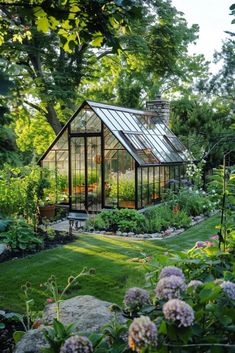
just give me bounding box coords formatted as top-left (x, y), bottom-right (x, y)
top-left (67, 212), bottom-right (89, 236)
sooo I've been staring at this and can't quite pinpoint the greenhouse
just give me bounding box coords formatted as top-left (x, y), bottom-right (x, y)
top-left (39, 99), bottom-right (192, 212)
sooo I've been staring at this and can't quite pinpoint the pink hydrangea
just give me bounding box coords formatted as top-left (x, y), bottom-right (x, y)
top-left (128, 316), bottom-right (157, 352)
top-left (210, 235), bottom-right (219, 240)
top-left (159, 266), bottom-right (185, 281)
top-left (155, 275), bottom-right (186, 300)
top-left (163, 299), bottom-right (194, 327)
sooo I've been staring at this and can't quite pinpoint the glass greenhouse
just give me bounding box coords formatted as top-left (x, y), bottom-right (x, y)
top-left (39, 100), bottom-right (192, 212)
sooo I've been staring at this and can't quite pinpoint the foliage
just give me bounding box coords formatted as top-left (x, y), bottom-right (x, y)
top-left (42, 269), bottom-right (94, 321)
top-left (0, 0), bottom-right (205, 158)
top-left (73, 171), bottom-right (99, 186)
top-left (0, 218), bottom-right (11, 232)
top-left (86, 208), bottom-right (146, 233)
top-left (0, 164), bottom-right (62, 227)
top-left (0, 309), bottom-right (25, 352)
top-left (42, 319), bottom-right (78, 353)
top-left (0, 218), bottom-right (42, 252)
top-left (162, 187), bottom-right (215, 217)
top-left (144, 204), bottom-right (191, 233)
top-left (170, 97), bottom-right (233, 169)
top-left (209, 164), bottom-right (235, 251)
top-left (109, 178), bottom-right (135, 201)
top-left (39, 250), bottom-right (235, 353)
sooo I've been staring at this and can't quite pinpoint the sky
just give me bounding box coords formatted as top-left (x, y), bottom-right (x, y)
top-left (171, 0), bottom-right (234, 73)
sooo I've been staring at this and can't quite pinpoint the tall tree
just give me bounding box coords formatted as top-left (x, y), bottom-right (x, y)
top-left (0, 0), bottom-right (206, 157)
top-left (0, 0), bottom-right (144, 134)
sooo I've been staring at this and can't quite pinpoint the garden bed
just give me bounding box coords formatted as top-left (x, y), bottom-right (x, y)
top-left (0, 229), bottom-right (75, 264)
top-left (85, 213), bottom-right (214, 240)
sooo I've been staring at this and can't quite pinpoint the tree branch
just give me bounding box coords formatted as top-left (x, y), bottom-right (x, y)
top-left (24, 100), bottom-right (46, 115)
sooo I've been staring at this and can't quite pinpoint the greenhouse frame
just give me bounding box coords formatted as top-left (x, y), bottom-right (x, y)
top-left (39, 100), bottom-right (192, 213)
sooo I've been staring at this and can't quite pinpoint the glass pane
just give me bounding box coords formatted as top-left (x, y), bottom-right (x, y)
top-left (71, 106), bottom-right (101, 133)
top-left (137, 168), bottom-right (142, 208)
top-left (87, 136), bottom-right (102, 212)
top-left (153, 167), bottom-right (160, 201)
top-left (71, 137), bottom-right (85, 211)
top-left (141, 168), bottom-right (149, 206)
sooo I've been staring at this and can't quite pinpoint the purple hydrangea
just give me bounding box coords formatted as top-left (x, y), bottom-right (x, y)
top-left (220, 281), bottom-right (235, 300)
top-left (187, 280), bottom-right (203, 292)
top-left (124, 287), bottom-right (150, 311)
top-left (60, 336), bottom-right (93, 353)
top-left (159, 266), bottom-right (185, 280)
top-left (163, 299), bottom-right (194, 327)
top-left (195, 241), bottom-right (207, 248)
top-left (155, 275), bottom-right (186, 300)
top-left (128, 316), bottom-right (157, 352)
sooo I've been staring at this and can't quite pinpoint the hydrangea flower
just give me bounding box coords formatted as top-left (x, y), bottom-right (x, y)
top-left (220, 281), bottom-right (235, 300)
top-left (124, 287), bottom-right (150, 311)
top-left (210, 235), bottom-right (219, 240)
top-left (155, 275), bottom-right (186, 300)
top-left (195, 241), bottom-right (207, 248)
top-left (128, 316), bottom-right (157, 352)
top-left (159, 266), bottom-right (185, 280)
top-left (187, 280), bottom-right (203, 291)
top-left (60, 335), bottom-right (93, 353)
top-left (163, 299), bottom-right (194, 327)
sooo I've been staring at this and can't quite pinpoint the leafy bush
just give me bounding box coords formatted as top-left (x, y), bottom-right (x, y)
top-left (0, 219), bottom-right (12, 232)
top-left (144, 205), bottom-right (188, 233)
top-left (163, 187), bottom-right (214, 216)
top-left (0, 219), bottom-right (43, 252)
top-left (86, 209), bottom-right (146, 233)
top-left (171, 210), bottom-right (191, 228)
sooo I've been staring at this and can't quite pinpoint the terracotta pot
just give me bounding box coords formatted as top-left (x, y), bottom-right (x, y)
top-left (119, 200), bottom-right (135, 209)
top-left (39, 204), bottom-right (56, 219)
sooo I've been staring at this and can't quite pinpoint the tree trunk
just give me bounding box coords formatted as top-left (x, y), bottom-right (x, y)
top-left (46, 104), bottom-right (63, 135)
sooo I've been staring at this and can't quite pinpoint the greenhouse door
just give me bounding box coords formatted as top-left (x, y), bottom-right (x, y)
top-left (70, 135), bottom-right (102, 212)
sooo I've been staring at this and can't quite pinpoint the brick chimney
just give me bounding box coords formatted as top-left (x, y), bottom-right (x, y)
top-left (146, 95), bottom-right (170, 126)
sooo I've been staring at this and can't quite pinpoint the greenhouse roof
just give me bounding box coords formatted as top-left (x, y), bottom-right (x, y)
top-left (39, 100), bottom-right (192, 166)
top-left (86, 100), bottom-right (191, 165)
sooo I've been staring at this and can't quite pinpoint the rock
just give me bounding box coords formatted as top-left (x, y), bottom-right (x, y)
top-left (14, 327), bottom-right (49, 353)
top-left (116, 231), bottom-right (122, 236)
top-left (128, 232), bottom-right (135, 237)
top-left (122, 232), bottom-right (128, 236)
top-left (43, 295), bottom-right (125, 333)
top-left (15, 296), bottom-right (126, 353)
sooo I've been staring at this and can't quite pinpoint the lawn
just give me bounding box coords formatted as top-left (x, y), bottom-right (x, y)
top-left (0, 215), bottom-right (219, 313)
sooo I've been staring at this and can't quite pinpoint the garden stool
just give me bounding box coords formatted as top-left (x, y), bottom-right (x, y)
top-left (67, 212), bottom-right (89, 236)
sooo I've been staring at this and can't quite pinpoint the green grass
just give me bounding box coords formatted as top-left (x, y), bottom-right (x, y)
top-left (0, 215), bottom-right (219, 313)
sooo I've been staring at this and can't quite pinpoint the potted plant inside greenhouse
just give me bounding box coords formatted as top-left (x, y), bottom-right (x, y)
top-left (37, 170), bottom-right (57, 220)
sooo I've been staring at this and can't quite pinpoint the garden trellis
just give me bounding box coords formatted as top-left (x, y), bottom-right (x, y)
top-left (39, 99), bottom-right (192, 212)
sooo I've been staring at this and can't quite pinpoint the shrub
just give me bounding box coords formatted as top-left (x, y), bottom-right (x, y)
top-left (171, 210), bottom-right (191, 228)
top-left (163, 187), bottom-right (214, 216)
top-left (0, 218), bottom-right (43, 252)
top-left (86, 209), bottom-right (146, 233)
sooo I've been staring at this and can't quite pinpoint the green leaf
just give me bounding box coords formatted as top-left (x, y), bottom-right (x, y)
top-left (36, 17), bottom-right (50, 33)
top-left (0, 323), bottom-right (5, 329)
top-left (158, 319), bottom-right (167, 334)
top-left (13, 331), bottom-right (25, 344)
top-left (91, 34), bottom-right (104, 47)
